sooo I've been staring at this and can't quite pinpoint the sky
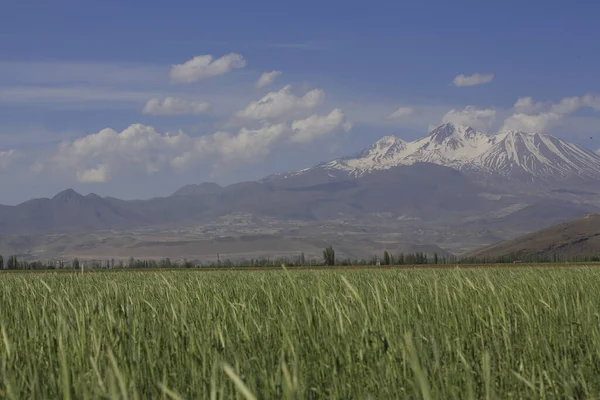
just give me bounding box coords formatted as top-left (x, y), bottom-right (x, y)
top-left (1, 0), bottom-right (600, 204)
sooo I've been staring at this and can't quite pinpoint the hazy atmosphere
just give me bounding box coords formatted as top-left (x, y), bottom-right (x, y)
top-left (2, 0), bottom-right (600, 204)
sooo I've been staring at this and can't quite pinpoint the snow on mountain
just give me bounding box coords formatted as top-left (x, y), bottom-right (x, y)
top-left (475, 130), bottom-right (600, 179)
top-left (311, 123), bottom-right (600, 180)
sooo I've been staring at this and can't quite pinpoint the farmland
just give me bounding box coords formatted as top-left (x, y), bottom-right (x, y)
top-left (1, 267), bottom-right (600, 398)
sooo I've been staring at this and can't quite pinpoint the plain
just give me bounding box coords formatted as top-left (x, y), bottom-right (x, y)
top-left (1, 267), bottom-right (599, 399)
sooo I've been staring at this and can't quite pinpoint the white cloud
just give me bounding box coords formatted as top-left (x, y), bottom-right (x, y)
top-left (514, 94), bottom-right (600, 117)
top-left (256, 71), bottom-right (282, 88)
top-left (453, 72), bottom-right (494, 87)
top-left (212, 123), bottom-right (288, 163)
top-left (236, 85), bottom-right (325, 120)
top-left (49, 124), bottom-right (200, 182)
top-left (513, 97), bottom-right (544, 114)
top-left (169, 53), bottom-right (246, 83)
top-left (386, 107), bottom-right (415, 120)
top-left (583, 94), bottom-right (600, 111)
top-left (546, 94), bottom-right (600, 114)
top-left (77, 164), bottom-right (110, 183)
top-left (43, 107), bottom-right (351, 182)
top-left (142, 97), bottom-right (211, 116)
top-left (550, 96), bottom-right (582, 114)
top-left (502, 94), bottom-right (600, 132)
top-left (0, 149), bottom-right (18, 172)
top-left (441, 106), bottom-right (496, 132)
top-left (501, 112), bottom-right (561, 133)
top-left (290, 109), bottom-right (352, 143)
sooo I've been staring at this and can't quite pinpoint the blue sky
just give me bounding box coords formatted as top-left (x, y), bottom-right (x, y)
top-left (1, 0), bottom-right (599, 204)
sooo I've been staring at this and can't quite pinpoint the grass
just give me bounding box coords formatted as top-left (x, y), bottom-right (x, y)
top-left (1, 267), bottom-right (600, 398)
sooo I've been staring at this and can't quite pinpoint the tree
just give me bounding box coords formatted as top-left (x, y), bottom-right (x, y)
top-left (0, 255), bottom-right (3, 270)
top-left (72, 258), bottom-right (80, 270)
top-left (7, 255), bottom-right (17, 270)
top-left (383, 251), bottom-right (391, 266)
top-left (397, 253), bottom-right (405, 265)
top-left (323, 246), bottom-right (335, 266)
top-left (433, 253), bottom-right (439, 264)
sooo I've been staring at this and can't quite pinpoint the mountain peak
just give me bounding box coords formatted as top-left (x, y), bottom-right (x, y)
top-left (428, 123), bottom-right (479, 141)
top-left (352, 135), bottom-right (407, 162)
top-left (373, 135), bottom-right (404, 145)
top-left (298, 124), bottom-right (600, 181)
top-left (52, 189), bottom-right (83, 202)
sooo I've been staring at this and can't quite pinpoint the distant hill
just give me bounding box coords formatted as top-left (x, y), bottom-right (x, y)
top-left (172, 182), bottom-right (223, 196)
top-left (467, 214), bottom-right (600, 260)
top-left (0, 189), bottom-right (145, 233)
top-left (0, 162), bottom-right (489, 233)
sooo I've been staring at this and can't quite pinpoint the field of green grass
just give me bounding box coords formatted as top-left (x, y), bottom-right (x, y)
top-left (1, 267), bottom-right (600, 398)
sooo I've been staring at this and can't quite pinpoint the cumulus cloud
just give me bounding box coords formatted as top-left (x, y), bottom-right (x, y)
top-left (43, 108), bottom-right (351, 182)
top-left (583, 94), bottom-right (600, 111)
top-left (169, 53), bottom-right (246, 83)
top-left (77, 164), bottom-right (110, 183)
top-left (550, 96), bottom-right (582, 114)
top-left (502, 112), bottom-right (562, 133)
top-left (441, 106), bottom-right (496, 132)
top-left (502, 94), bottom-right (600, 132)
top-left (142, 97), bottom-right (211, 116)
top-left (236, 85), bottom-right (325, 120)
top-left (290, 109), bottom-right (352, 143)
top-left (49, 124), bottom-right (199, 182)
top-left (545, 95), bottom-right (600, 114)
top-left (453, 72), bottom-right (494, 87)
top-left (255, 71), bottom-right (282, 88)
top-left (212, 123), bottom-right (288, 163)
top-left (386, 107), bottom-right (415, 120)
top-left (513, 97), bottom-right (544, 114)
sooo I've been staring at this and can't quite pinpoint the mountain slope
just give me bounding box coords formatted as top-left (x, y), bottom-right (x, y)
top-left (296, 123), bottom-right (600, 182)
top-left (172, 182), bottom-right (223, 196)
top-left (0, 163), bottom-right (491, 233)
top-left (475, 131), bottom-right (600, 179)
top-left (467, 214), bottom-right (600, 259)
top-left (0, 189), bottom-right (144, 233)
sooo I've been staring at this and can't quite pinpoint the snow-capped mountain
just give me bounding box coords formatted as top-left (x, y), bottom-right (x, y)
top-left (475, 130), bottom-right (600, 179)
top-left (314, 123), bottom-right (600, 181)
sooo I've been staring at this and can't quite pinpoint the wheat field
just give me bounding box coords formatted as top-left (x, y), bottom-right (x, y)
top-left (0, 267), bottom-right (599, 399)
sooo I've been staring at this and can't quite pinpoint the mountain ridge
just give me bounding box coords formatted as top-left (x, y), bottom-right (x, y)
top-left (285, 123), bottom-right (600, 182)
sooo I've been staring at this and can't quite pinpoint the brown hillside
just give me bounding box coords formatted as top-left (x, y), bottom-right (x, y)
top-left (467, 214), bottom-right (600, 259)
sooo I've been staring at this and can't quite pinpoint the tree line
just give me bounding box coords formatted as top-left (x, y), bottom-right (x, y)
top-left (1, 248), bottom-right (599, 271)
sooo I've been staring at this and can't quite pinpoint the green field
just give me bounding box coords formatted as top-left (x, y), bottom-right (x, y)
top-left (1, 267), bottom-right (599, 399)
